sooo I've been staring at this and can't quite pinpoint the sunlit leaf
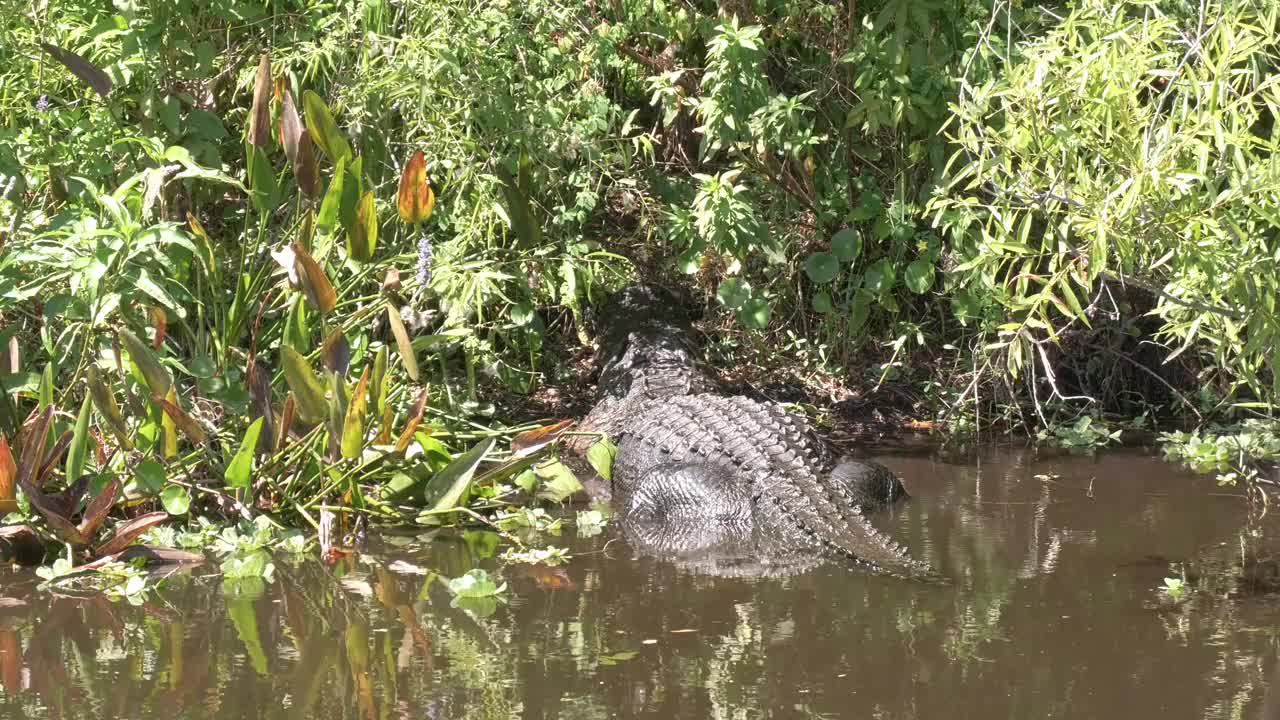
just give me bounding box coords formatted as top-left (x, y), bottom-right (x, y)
top-left (40, 42), bottom-right (112, 98)
top-left (302, 90), bottom-right (352, 163)
top-left (119, 328), bottom-right (172, 396)
top-left (386, 303), bottom-right (419, 382)
top-left (316, 156), bottom-right (345, 234)
top-left (348, 191), bottom-right (377, 262)
top-left (247, 53), bottom-right (272, 148)
top-left (64, 394), bottom-right (92, 488)
top-left (161, 485), bottom-right (190, 516)
top-left (341, 367), bottom-right (369, 459)
top-left (586, 437), bottom-right (617, 481)
top-left (225, 417), bottom-right (264, 490)
top-left (804, 252), bottom-right (840, 283)
top-left (393, 387), bottom-right (430, 453)
top-left (246, 143), bottom-right (280, 214)
top-left (423, 437), bottom-right (494, 513)
top-left (272, 242), bottom-right (337, 314)
top-left (148, 306), bottom-right (167, 349)
top-left (534, 460), bottom-right (583, 502)
top-left (154, 386), bottom-right (207, 445)
top-left (278, 88), bottom-right (303, 165)
top-left (510, 419), bottom-right (573, 457)
top-left (280, 347), bottom-right (328, 424)
top-left (396, 150), bottom-right (435, 224)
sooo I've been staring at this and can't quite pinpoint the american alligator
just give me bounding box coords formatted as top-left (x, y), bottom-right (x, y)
top-left (572, 284), bottom-right (932, 579)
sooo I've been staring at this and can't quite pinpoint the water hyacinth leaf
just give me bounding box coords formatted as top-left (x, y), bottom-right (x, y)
top-left (424, 437), bottom-right (494, 513)
top-left (225, 417), bottom-right (264, 490)
top-left (155, 387), bottom-right (207, 445)
top-left (0, 436), bottom-right (15, 514)
top-left (393, 387), bottom-right (430, 453)
top-left (385, 303), bottom-right (419, 382)
top-left (119, 329), bottom-right (172, 396)
top-left (302, 90), bottom-right (352, 164)
top-left (534, 460), bottom-right (583, 502)
top-left (341, 367), bottom-right (369, 459)
top-left (812, 291), bottom-right (834, 314)
top-left (64, 394), bottom-right (92, 488)
top-left (348, 191), bottom-right (378, 262)
top-left (446, 569), bottom-right (506, 598)
top-left (247, 54), bottom-right (272, 148)
top-left (316, 156), bottom-right (345, 235)
top-left (280, 347), bottom-right (328, 424)
top-left (135, 459), bottom-right (165, 493)
top-left (39, 42), bottom-right (112, 98)
top-left (586, 437), bottom-right (617, 481)
top-left (161, 485), bottom-right (190, 516)
top-left (396, 150), bottom-right (435, 224)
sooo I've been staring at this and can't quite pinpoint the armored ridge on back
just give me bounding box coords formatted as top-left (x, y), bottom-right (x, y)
top-left (571, 284), bottom-right (933, 579)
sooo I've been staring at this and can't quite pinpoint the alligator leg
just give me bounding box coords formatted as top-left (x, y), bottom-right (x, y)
top-left (825, 458), bottom-right (909, 512)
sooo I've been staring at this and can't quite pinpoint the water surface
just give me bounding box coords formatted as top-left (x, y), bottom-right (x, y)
top-left (1, 447), bottom-right (1277, 719)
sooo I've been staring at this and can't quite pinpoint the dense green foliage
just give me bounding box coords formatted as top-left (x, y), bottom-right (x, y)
top-left (1, 0), bottom-right (1279, 568)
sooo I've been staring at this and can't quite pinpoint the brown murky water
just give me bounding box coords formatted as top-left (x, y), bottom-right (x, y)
top-left (1, 447), bottom-right (1278, 719)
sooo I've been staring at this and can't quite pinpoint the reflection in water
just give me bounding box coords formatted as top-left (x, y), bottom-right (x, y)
top-left (0, 448), bottom-right (1277, 719)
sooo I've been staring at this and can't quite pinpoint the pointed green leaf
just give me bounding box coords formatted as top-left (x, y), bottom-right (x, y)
top-left (280, 347), bottom-right (328, 424)
top-left (225, 417), bottom-right (264, 490)
top-left (302, 90), bottom-right (352, 164)
top-left (87, 365), bottom-right (132, 449)
top-left (341, 367), bottom-right (369, 459)
top-left (64, 393), bottom-right (92, 487)
top-left (423, 437), bottom-right (494, 513)
top-left (119, 329), bottom-right (172, 396)
top-left (161, 485), bottom-right (190, 515)
top-left (386, 303), bottom-right (419, 382)
top-left (586, 438), bottom-right (617, 481)
top-left (316, 155), bottom-right (345, 235)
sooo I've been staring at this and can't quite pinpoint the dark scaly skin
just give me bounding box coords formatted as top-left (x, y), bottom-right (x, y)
top-left (575, 284), bottom-right (932, 579)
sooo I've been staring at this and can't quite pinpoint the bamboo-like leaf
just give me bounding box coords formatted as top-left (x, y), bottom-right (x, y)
top-left (40, 42), bottom-right (112, 98)
top-left (385, 303), bottom-right (419, 382)
top-left (302, 90), bottom-right (352, 163)
top-left (93, 511), bottom-right (170, 558)
top-left (119, 328), bottom-right (172, 396)
top-left (0, 436), bottom-right (16, 514)
top-left (280, 347), bottom-right (328, 424)
top-left (87, 365), bottom-right (132, 450)
top-left (64, 394), bottom-right (92, 488)
top-left (348, 191), bottom-right (377, 262)
top-left (247, 54), bottom-right (272, 149)
top-left (396, 150), bottom-right (435, 224)
top-left (186, 212), bottom-right (218, 277)
top-left (225, 417), bottom-right (264, 490)
top-left (156, 386), bottom-right (207, 445)
top-left (341, 367), bottom-right (370, 459)
top-left (393, 387), bottom-right (430, 453)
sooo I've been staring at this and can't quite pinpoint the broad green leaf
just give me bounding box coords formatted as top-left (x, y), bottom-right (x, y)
top-left (302, 90), bottom-right (352, 164)
top-left (586, 438), bottom-right (617, 481)
top-left (737, 297), bottom-right (772, 329)
top-left (862, 258), bottom-right (896, 295)
top-left (280, 347), bottom-right (328, 424)
top-left (224, 417), bottom-right (264, 489)
top-left (64, 394), bottom-right (92, 487)
top-left (316, 156), bottom-right (346, 235)
top-left (446, 569), bottom-right (506, 598)
top-left (812, 291), bottom-right (834, 314)
top-left (246, 143), bottom-right (280, 215)
top-left (534, 460), bottom-right (583, 502)
top-left (904, 257), bottom-right (935, 294)
top-left (135, 459), bottom-right (165, 493)
top-left (831, 228), bottom-right (862, 262)
top-left (804, 252), bottom-right (840, 283)
top-left (716, 278), bottom-right (751, 310)
top-left (423, 437), bottom-right (494, 513)
top-left (161, 485), bottom-right (190, 515)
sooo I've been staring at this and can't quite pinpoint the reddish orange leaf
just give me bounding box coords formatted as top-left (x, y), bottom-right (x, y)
top-left (393, 387), bottom-right (431, 454)
top-left (396, 150), bottom-right (435, 224)
top-left (0, 436), bottom-right (16, 514)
